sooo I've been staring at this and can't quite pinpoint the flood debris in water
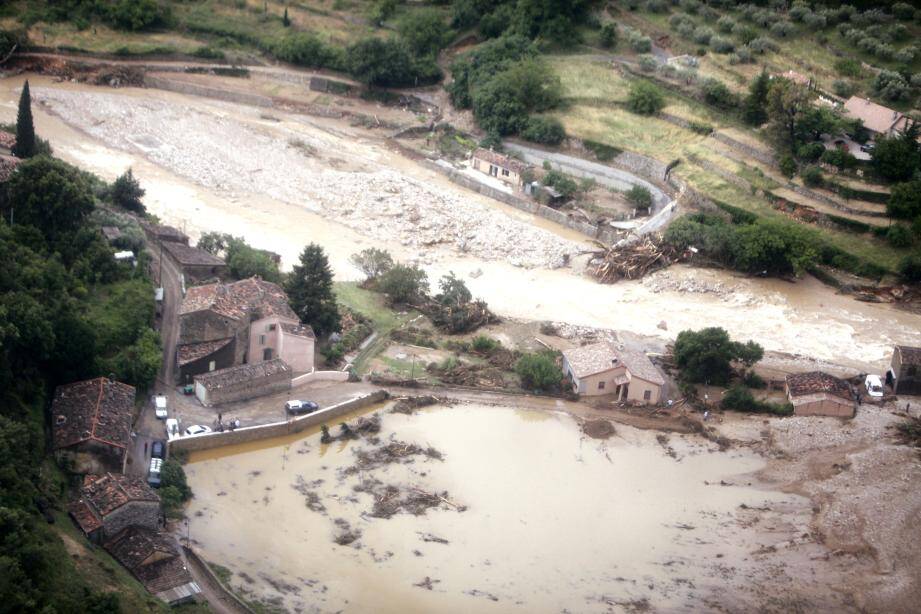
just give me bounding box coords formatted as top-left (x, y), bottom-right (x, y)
top-left (343, 439), bottom-right (445, 475)
top-left (332, 518), bottom-right (362, 546)
top-left (259, 573), bottom-right (299, 595)
top-left (364, 483), bottom-right (465, 518)
top-left (582, 419), bottom-right (616, 439)
top-left (656, 434), bottom-right (678, 459)
top-left (417, 532), bottom-right (449, 544)
top-left (321, 414), bottom-right (382, 443)
top-left (390, 395), bottom-right (441, 415)
top-left (465, 588), bottom-right (499, 602)
top-left (414, 576), bottom-right (441, 590)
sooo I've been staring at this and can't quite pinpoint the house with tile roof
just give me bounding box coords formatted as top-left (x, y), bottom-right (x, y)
top-left (889, 345), bottom-right (921, 396)
top-left (194, 358), bottom-right (293, 406)
top-left (104, 527), bottom-right (201, 605)
top-left (51, 378), bottom-right (135, 474)
top-left (562, 341), bottom-right (665, 403)
top-left (471, 148), bottom-right (529, 189)
top-left (177, 277), bottom-right (315, 383)
top-left (161, 240), bottom-right (227, 283)
top-left (69, 473), bottom-right (160, 543)
top-left (785, 371), bottom-right (855, 418)
top-left (843, 96), bottom-right (910, 138)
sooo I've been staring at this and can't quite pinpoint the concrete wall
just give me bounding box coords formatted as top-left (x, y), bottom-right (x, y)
top-left (103, 501), bottom-right (159, 539)
top-left (790, 393), bottom-right (855, 418)
top-left (145, 76), bottom-right (274, 108)
top-left (168, 391), bottom-right (388, 453)
top-left (278, 330), bottom-right (315, 373)
top-left (197, 368), bottom-right (292, 407)
top-left (291, 370), bottom-right (349, 387)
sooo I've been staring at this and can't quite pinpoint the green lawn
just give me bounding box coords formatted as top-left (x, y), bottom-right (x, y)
top-left (334, 281), bottom-right (417, 374)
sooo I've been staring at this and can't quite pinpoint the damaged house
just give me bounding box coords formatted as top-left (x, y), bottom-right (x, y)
top-left (52, 378), bottom-right (135, 474)
top-left (69, 473), bottom-right (160, 543)
top-left (785, 371), bottom-right (855, 418)
top-left (471, 148), bottom-right (528, 189)
top-left (562, 341), bottom-right (665, 403)
top-left (161, 240), bottom-right (228, 284)
top-left (889, 345), bottom-right (921, 396)
top-left (105, 526), bottom-right (201, 605)
top-left (177, 276), bottom-right (315, 383)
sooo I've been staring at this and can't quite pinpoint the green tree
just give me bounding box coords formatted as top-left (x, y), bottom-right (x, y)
top-left (700, 78), bottom-right (735, 109)
top-left (731, 218), bottom-right (819, 276)
top-left (521, 116), bottom-right (565, 145)
top-left (108, 0), bottom-right (170, 31)
top-left (435, 272), bottom-right (472, 307)
top-left (227, 244), bottom-right (281, 283)
top-left (12, 80), bottom-right (36, 159)
top-left (5, 156), bottom-right (95, 244)
top-left (398, 8), bottom-right (453, 57)
top-left (765, 78), bottom-right (814, 151)
top-left (110, 168), bottom-right (145, 213)
top-left (349, 248), bottom-right (394, 282)
top-left (285, 244), bottom-right (341, 336)
top-left (377, 264), bottom-right (429, 304)
top-left (673, 327), bottom-right (764, 385)
top-left (160, 459), bottom-right (192, 500)
top-left (872, 126), bottom-right (921, 182)
top-left (888, 181), bottom-right (921, 220)
top-left (599, 22), bottom-right (617, 48)
top-left (625, 185), bottom-right (653, 210)
top-left (742, 70), bottom-right (770, 126)
top-left (626, 81), bottom-right (664, 116)
top-left (515, 352), bottom-right (563, 391)
top-left (283, 7), bottom-right (291, 27)
top-left (899, 251), bottom-right (921, 282)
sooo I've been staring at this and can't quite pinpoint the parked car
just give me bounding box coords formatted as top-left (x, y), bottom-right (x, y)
top-left (285, 399), bottom-right (319, 415)
top-left (165, 418), bottom-right (180, 442)
top-left (151, 440), bottom-right (165, 459)
top-left (865, 374), bottom-right (884, 398)
top-left (184, 424), bottom-right (213, 436)
top-left (153, 395), bottom-right (168, 419)
top-left (148, 457), bottom-right (163, 488)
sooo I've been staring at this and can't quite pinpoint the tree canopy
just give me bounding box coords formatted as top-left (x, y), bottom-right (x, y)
top-left (285, 243), bottom-right (341, 336)
top-left (673, 327), bottom-right (763, 385)
top-left (109, 168), bottom-right (145, 214)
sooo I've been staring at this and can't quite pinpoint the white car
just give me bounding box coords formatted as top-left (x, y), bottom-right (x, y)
top-left (184, 425), bottom-right (213, 437)
top-left (865, 374), bottom-right (884, 398)
top-left (165, 418), bottom-right (181, 442)
top-left (154, 395), bottom-right (168, 419)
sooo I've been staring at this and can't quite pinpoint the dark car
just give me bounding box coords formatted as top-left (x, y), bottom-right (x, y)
top-left (285, 399), bottom-right (319, 415)
top-left (151, 440), bottom-right (166, 459)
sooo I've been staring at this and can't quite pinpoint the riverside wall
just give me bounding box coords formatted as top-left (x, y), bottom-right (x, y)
top-left (168, 390), bottom-right (388, 453)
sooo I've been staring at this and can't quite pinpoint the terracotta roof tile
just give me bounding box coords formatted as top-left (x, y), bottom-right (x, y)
top-left (177, 338), bottom-right (234, 366)
top-left (194, 358), bottom-right (291, 391)
top-left (563, 341), bottom-right (665, 385)
top-left (280, 322), bottom-right (315, 339)
top-left (785, 371), bottom-right (852, 400)
top-left (179, 277), bottom-right (297, 321)
top-left (162, 241), bottom-right (226, 267)
top-left (843, 96), bottom-right (908, 135)
top-left (52, 378), bottom-right (135, 451)
top-left (473, 148), bottom-right (528, 174)
top-left (896, 345), bottom-right (921, 367)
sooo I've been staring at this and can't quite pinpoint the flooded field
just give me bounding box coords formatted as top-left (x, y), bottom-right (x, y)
top-left (185, 404), bottom-right (827, 613)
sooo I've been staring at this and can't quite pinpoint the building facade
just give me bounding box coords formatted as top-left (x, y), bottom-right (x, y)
top-left (890, 345), bottom-right (921, 396)
top-left (562, 341), bottom-right (665, 403)
top-left (471, 148), bottom-right (528, 188)
top-left (194, 358), bottom-right (293, 406)
top-left (785, 371), bottom-right (855, 418)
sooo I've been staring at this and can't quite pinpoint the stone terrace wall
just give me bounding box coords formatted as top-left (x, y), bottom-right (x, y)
top-left (168, 391), bottom-right (388, 453)
top-left (145, 75), bottom-right (274, 108)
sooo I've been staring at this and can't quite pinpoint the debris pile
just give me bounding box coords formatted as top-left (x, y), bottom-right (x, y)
top-left (588, 236), bottom-right (678, 283)
top-left (390, 395), bottom-right (441, 415)
top-left (421, 298), bottom-right (499, 334)
top-left (332, 518), bottom-right (361, 546)
top-left (428, 361), bottom-right (507, 388)
top-left (369, 485), bottom-right (465, 518)
top-left (320, 414), bottom-right (381, 443)
top-left (582, 419), bottom-right (616, 439)
top-left (343, 439), bottom-right (444, 474)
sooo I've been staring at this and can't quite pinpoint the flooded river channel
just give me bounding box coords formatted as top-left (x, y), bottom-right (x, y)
top-left (185, 404), bottom-right (809, 613)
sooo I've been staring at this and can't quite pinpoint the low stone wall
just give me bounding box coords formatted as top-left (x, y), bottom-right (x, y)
top-left (168, 391), bottom-right (388, 453)
top-left (783, 184), bottom-right (886, 218)
top-left (709, 132), bottom-right (776, 167)
top-left (144, 75), bottom-right (274, 108)
top-left (291, 370), bottom-right (350, 387)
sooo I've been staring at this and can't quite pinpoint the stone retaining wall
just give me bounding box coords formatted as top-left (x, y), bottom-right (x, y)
top-left (709, 132), bottom-right (776, 167)
top-left (145, 75), bottom-right (274, 107)
top-left (168, 391), bottom-right (388, 453)
top-left (783, 184), bottom-right (886, 218)
top-left (291, 370), bottom-right (350, 387)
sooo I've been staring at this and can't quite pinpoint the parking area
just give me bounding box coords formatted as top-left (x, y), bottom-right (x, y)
top-left (163, 380), bottom-right (380, 437)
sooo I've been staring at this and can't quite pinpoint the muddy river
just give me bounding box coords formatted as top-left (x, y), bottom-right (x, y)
top-left (2, 75), bottom-right (919, 369)
top-left (185, 404), bottom-right (811, 613)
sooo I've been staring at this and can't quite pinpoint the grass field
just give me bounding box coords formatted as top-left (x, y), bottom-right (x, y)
top-left (334, 281), bottom-right (418, 374)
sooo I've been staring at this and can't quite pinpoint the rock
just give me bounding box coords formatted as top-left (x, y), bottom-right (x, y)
top-left (658, 320), bottom-right (668, 330)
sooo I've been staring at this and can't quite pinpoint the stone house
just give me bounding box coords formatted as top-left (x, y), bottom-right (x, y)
top-left (889, 345), bottom-right (921, 396)
top-left (139, 221), bottom-right (189, 245)
top-left (194, 358), bottom-right (293, 406)
top-left (161, 241), bottom-right (228, 283)
top-left (785, 371), bottom-right (855, 418)
top-left (177, 277), bottom-right (315, 383)
top-left (471, 148), bottom-right (528, 189)
top-left (562, 341), bottom-right (665, 403)
top-left (52, 378), bottom-right (135, 474)
top-left (105, 526), bottom-right (200, 605)
top-left (843, 96), bottom-right (910, 139)
top-left (69, 473), bottom-right (160, 543)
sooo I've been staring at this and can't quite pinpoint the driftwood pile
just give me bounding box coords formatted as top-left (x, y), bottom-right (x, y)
top-left (418, 298), bottom-right (498, 334)
top-left (587, 236), bottom-right (678, 284)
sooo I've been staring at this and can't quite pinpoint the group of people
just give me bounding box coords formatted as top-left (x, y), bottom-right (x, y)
top-left (215, 413), bottom-right (241, 432)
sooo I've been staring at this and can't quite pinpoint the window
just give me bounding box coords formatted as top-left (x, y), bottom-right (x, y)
top-left (501, 168), bottom-right (510, 177)
top-left (598, 381), bottom-right (605, 390)
top-left (489, 165), bottom-right (498, 177)
top-left (208, 361), bottom-right (216, 372)
top-left (643, 390), bottom-right (652, 401)
top-left (259, 334), bottom-right (266, 345)
top-left (267, 323), bottom-right (276, 332)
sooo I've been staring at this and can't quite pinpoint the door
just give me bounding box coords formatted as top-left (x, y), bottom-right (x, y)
top-left (263, 348), bottom-right (273, 361)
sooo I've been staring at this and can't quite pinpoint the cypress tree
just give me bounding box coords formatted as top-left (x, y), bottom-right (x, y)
top-left (283, 7), bottom-right (291, 27)
top-left (12, 80), bottom-right (37, 159)
top-left (742, 69), bottom-right (770, 127)
top-left (284, 243), bottom-right (341, 336)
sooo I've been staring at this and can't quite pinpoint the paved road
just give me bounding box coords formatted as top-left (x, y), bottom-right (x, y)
top-left (502, 141), bottom-right (671, 208)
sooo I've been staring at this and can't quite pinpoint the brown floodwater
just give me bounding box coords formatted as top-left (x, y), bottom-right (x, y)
top-left (185, 404), bottom-right (805, 613)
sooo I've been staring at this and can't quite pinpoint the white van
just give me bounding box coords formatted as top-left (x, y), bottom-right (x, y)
top-left (165, 418), bottom-right (181, 441)
top-left (154, 395), bottom-right (168, 419)
top-left (148, 457), bottom-right (163, 488)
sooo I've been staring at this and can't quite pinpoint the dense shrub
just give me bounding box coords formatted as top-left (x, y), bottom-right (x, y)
top-left (801, 165), bottom-right (823, 187)
top-left (515, 352), bottom-right (563, 391)
top-left (721, 385), bottom-right (793, 414)
top-left (397, 8), bottom-right (453, 57)
top-left (347, 38), bottom-right (440, 87)
top-left (802, 12), bottom-right (827, 29)
top-left (834, 58), bottom-right (862, 77)
top-left (769, 21), bottom-right (794, 38)
top-left (273, 33), bottom-right (344, 70)
top-left (630, 34), bottom-right (652, 52)
top-left (888, 181), bottom-right (921, 220)
top-left (700, 77), bottom-right (734, 108)
top-left (693, 26), bottom-right (713, 45)
top-left (673, 327), bottom-right (763, 385)
top-left (873, 70), bottom-right (910, 102)
top-left (779, 154), bottom-right (797, 177)
top-left (716, 15), bottom-right (735, 33)
top-left (626, 184), bottom-right (653, 210)
top-left (888, 224), bottom-right (914, 248)
top-left (599, 22), bottom-right (618, 48)
top-left (521, 116), bottom-right (566, 145)
top-left (796, 142), bottom-right (825, 162)
top-left (832, 79), bottom-right (854, 98)
top-left (710, 36), bottom-right (734, 53)
top-left (892, 2), bottom-right (914, 21)
top-left (748, 37), bottom-right (778, 54)
top-left (900, 252), bottom-right (921, 282)
top-left (820, 148), bottom-right (857, 170)
top-left (377, 264), bottom-right (429, 304)
top-left (626, 81), bottom-right (664, 115)
top-left (108, 0), bottom-right (171, 31)
top-left (638, 54), bottom-right (658, 72)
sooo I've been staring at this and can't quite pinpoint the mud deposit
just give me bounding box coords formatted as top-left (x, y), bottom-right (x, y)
top-left (184, 404), bottom-right (842, 613)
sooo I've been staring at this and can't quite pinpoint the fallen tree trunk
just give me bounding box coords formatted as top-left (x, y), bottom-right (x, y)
top-left (587, 235), bottom-right (679, 284)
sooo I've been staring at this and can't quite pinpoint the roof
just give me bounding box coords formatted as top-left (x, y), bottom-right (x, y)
top-left (179, 277), bottom-right (298, 321)
top-left (0, 154), bottom-right (21, 183)
top-left (785, 371), bottom-right (853, 401)
top-left (563, 341), bottom-right (665, 386)
top-left (194, 358), bottom-right (291, 391)
top-left (105, 527), bottom-right (196, 595)
top-left (101, 226), bottom-right (123, 242)
top-left (52, 378), bottom-right (135, 451)
top-left (69, 473), bottom-right (159, 534)
top-left (280, 321), bottom-right (316, 339)
top-left (472, 148), bottom-right (528, 174)
top-left (140, 221), bottom-right (189, 244)
top-left (161, 241), bottom-right (226, 267)
top-left (843, 96), bottom-right (907, 135)
top-left (177, 338), bottom-right (234, 366)
top-left (895, 345), bottom-right (921, 367)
